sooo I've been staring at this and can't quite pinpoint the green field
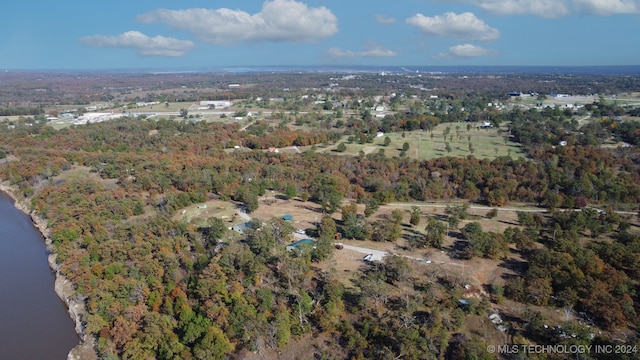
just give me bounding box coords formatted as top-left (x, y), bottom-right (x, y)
top-left (323, 123), bottom-right (525, 160)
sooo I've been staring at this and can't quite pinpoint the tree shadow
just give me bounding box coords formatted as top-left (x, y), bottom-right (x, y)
top-left (499, 220), bottom-right (520, 226)
top-left (498, 257), bottom-right (528, 276)
top-left (433, 213), bottom-right (449, 222)
top-left (404, 227), bottom-right (423, 236)
top-left (452, 239), bottom-right (470, 251)
top-left (401, 233), bottom-right (423, 250)
top-left (450, 240), bottom-right (472, 259)
top-left (342, 290), bottom-right (362, 309)
top-left (294, 204), bottom-right (324, 214)
top-left (448, 231), bottom-right (465, 241)
top-left (305, 228), bottom-right (319, 238)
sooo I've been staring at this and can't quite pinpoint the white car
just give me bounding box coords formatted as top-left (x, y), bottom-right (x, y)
top-left (295, 229), bottom-right (305, 234)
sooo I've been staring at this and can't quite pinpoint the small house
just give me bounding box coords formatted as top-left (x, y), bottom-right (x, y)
top-left (231, 221), bottom-right (255, 234)
top-left (286, 238), bottom-right (315, 251)
top-left (231, 223), bottom-right (248, 234)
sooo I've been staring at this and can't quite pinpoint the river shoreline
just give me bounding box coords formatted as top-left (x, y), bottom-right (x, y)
top-left (0, 183), bottom-right (97, 360)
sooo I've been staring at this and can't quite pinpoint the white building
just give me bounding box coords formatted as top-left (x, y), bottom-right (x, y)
top-left (135, 101), bottom-right (160, 107)
top-left (199, 101), bottom-right (232, 108)
top-left (74, 112), bottom-right (125, 125)
top-left (480, 121), bottom-right (493, 129)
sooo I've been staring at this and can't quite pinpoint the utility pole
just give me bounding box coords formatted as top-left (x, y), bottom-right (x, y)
top-left (417, 131), bottom-right (420, 160)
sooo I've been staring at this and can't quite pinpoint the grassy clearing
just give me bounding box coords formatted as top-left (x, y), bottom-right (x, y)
top-left (172, 199), bottom-right (240, 227)
top-left (128, 102), bottom-right (193, 112)
top-left (53, 165), bottom-right (119, 188)
top-left (509, 95), bottom-right (598, 107)
top-left (133, 101), bottom-right (262, 115)
top-left (329, 123), bottom-right (525, 160)
top-left (49, 118), bottom-right (79, 130)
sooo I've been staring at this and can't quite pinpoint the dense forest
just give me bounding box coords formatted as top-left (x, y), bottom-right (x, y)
top-left (1, 76), bottom-right (640, 360)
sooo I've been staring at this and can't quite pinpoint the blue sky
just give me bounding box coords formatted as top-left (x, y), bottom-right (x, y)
top-left (2, 0), bottom-right (640, 70)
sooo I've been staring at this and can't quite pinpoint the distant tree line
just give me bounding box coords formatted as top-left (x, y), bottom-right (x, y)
top-left (0, 107), bottom-right (44, 116)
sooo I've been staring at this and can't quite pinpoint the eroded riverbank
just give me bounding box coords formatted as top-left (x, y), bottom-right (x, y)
top-left (0, 183), bottom-right (97, 359)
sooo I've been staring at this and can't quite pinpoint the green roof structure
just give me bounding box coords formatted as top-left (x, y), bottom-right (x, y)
top-left (286, 238), bottom-right (315, 251)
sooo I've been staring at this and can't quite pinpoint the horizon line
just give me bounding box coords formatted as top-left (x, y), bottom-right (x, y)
top-left (2, 64), bottom-right (640, 75)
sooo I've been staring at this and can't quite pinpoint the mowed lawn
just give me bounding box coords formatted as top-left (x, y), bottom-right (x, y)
top-left (330, 123), bottom-right (525, 160)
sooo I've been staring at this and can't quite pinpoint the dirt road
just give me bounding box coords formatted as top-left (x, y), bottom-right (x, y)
top-left (338, 243), bottom-right (388, 261)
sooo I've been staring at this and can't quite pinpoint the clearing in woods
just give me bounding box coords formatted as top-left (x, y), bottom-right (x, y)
top-left (314, 124), bottom-right (525, 160)
top-left (172, 199), bottom-right (240, 227)
top-left (250, 197), bottom-right (527, 292)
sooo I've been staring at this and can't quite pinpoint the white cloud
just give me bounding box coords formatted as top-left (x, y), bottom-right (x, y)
top-left (328, 43), bottom-right (397, 58)
top-left (375, 14), bottom-right (396, 24)
top-left (464, 0), bottom-right (569, 18)
top-left (434, 43), bottom-right (497, 58)
top-left (137, 0), bottom-right (338, 45)
top-left (572, 0), bottom-right (639, 15)
top-left (79, 31), bottom-right (195, 57)
top-left (440, 0), bottom-right (639, 17)
top-left (406, 12), bottom-right (500, 41)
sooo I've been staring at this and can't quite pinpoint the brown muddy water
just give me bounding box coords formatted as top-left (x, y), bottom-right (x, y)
top-left (0, 192), bottom-right (79, 359)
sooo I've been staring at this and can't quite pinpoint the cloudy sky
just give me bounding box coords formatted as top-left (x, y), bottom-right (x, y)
top-left (2, 0), bottom-right (639, 69)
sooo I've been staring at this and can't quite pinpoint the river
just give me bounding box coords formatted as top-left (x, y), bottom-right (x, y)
top-left (0, 192), bottom-right (80, 359)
